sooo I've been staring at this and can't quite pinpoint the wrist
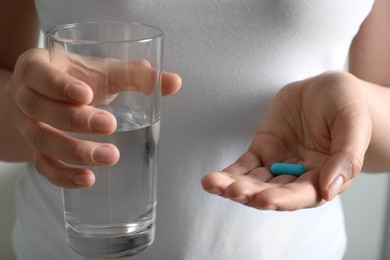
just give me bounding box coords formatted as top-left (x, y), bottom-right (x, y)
top-left (359, 78), bottom-right (390, 172)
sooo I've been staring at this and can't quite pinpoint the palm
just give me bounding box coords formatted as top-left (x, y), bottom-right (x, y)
top-left (202, 72), bottom-right (371, 211)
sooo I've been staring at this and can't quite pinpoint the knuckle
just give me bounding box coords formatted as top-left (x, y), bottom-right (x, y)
top-left (34, 152), bottom-right (78, 188)
top-left (36, 161), bottom-right (60, 187)
top-left (34, 154), bottom-right (55, 183)
top-left (16, 49), bottom-right (43, 80)
top-left (34, 154), bottom-right (45, 175)
top-left (47, 71), bottom-right (65, 91)
top-left (70, 142), bottom-right (91, 163)
top-left (17, 54), bottom-right (35, 81)
top-left (67, 108), bottom-right (83, 129)
top-left (23, 89), bottom-right (42, 116)
top-left (346, 153), bottom-right (363, 180)
top-left (30, 126), bottom-right (48, 150)
top-left (129, 60), bottom-right (155, 93)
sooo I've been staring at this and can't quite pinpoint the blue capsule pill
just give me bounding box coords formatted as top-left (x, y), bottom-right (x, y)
top-left (270, 163), bottom-right (306, 177)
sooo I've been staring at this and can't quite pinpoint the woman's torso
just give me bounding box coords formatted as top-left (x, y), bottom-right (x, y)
top-left (13, 1), bottom-right (374, 259)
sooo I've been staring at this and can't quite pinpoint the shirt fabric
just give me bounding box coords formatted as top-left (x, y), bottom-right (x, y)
top-left (13, 1), bottom-right (375, 259)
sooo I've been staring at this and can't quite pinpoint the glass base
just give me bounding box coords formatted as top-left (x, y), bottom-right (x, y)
top-left (66, 224), bottom-right (154, 258)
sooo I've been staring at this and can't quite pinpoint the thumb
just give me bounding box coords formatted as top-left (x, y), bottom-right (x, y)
top-left (319, 152), bottom-right (363, 201)
top-left (319, 111), bottom-right (371, 201)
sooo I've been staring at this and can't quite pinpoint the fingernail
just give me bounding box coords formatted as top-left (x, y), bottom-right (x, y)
top-left (67, 83), bottom-right (92, 103)
top-left (72, 172), bottom-right (95, 186)
top-left (207, 189), bottom-right (223, 196)
top-left (264, 205), bottom-right (277, 210)
top-left (329, 176), bottom-right (344, 200)
top-left (91, 113), bottom-right (115, 132)
top-left (93, 146), bottom-right (119, 164)
top-left (233, 196), bottom-right (249, 204)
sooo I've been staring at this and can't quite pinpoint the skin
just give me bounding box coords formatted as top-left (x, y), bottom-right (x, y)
top-left (202, 0), bottom-right (390, 210)
top-left (1, 0), bottom-right (390, 211)
top-left (0, 0), bottom-right (181, 188)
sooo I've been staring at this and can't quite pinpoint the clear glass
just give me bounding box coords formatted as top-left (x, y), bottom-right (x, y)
top-left (47, 21), bottom-right (163, 258)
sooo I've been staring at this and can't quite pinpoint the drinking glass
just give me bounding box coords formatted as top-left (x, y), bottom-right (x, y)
top-left (47, 21), bottom-right (163, 258)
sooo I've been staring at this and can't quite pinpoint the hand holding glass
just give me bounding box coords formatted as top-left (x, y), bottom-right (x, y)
top-left (47, 21), bottom-right (163, 258)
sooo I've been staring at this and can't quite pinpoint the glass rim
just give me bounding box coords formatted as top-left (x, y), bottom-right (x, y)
top-left (46, 21), bottom-right (164, 45)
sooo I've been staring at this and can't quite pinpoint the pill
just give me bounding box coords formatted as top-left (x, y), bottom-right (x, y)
top-left (270, 163), bottom-right (306, 177)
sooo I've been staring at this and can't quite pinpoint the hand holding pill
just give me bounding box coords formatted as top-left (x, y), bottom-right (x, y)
top-left (202, 72), bottom-right (371, 211)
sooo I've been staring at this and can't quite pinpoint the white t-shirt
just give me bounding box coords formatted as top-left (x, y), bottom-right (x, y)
top-left (13, 1), bottom-right (374, 259)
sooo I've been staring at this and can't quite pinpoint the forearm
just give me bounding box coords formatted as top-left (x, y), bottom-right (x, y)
top-left (347, 0), bottom-right (390, 172)
top-left (360, 79), bottom-right (390, 172)
top-left (0, 68), bottom-right (33, 161)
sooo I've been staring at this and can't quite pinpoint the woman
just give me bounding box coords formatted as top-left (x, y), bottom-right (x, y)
top-left (1, 0), bottom-right (389, 259)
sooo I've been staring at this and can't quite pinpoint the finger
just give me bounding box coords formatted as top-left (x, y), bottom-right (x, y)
top-left (246, 167), bottom-right (274, 183)
top-left (224, 174), bottom-right (296, 205)
top-left (267, 174), bottom-right (298, 185)
top-left (255, 171), bottom-right (324, 211)
top-left (20, 118), bottom-right (120, 166)
top-left (105, 60), bottom-right (182, 96)
top-left (67, 57), bottom-right (181, 100)
top-left (161, 72), bottom-right (182, 96)
top-left (34, 152), bottom-right (95, 188)
top-left (224, 180), bottom-right (268, 205)
top-left (319, 106), bottom-right (370, 200)
top-left (223, 151), bottom-right (262, 176)
top-left (105, 59), bottom-right (155, 94)
top-left (201, 171), bottom-right (236, 195)
top-left (17, 86), bottom-right (116, 133)
top-left (15, 49), bottom-right (93, 104)
top-left (202, 167), bottom-right (272, 200)
top-left (319, 152), bottom-right (362, 201)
